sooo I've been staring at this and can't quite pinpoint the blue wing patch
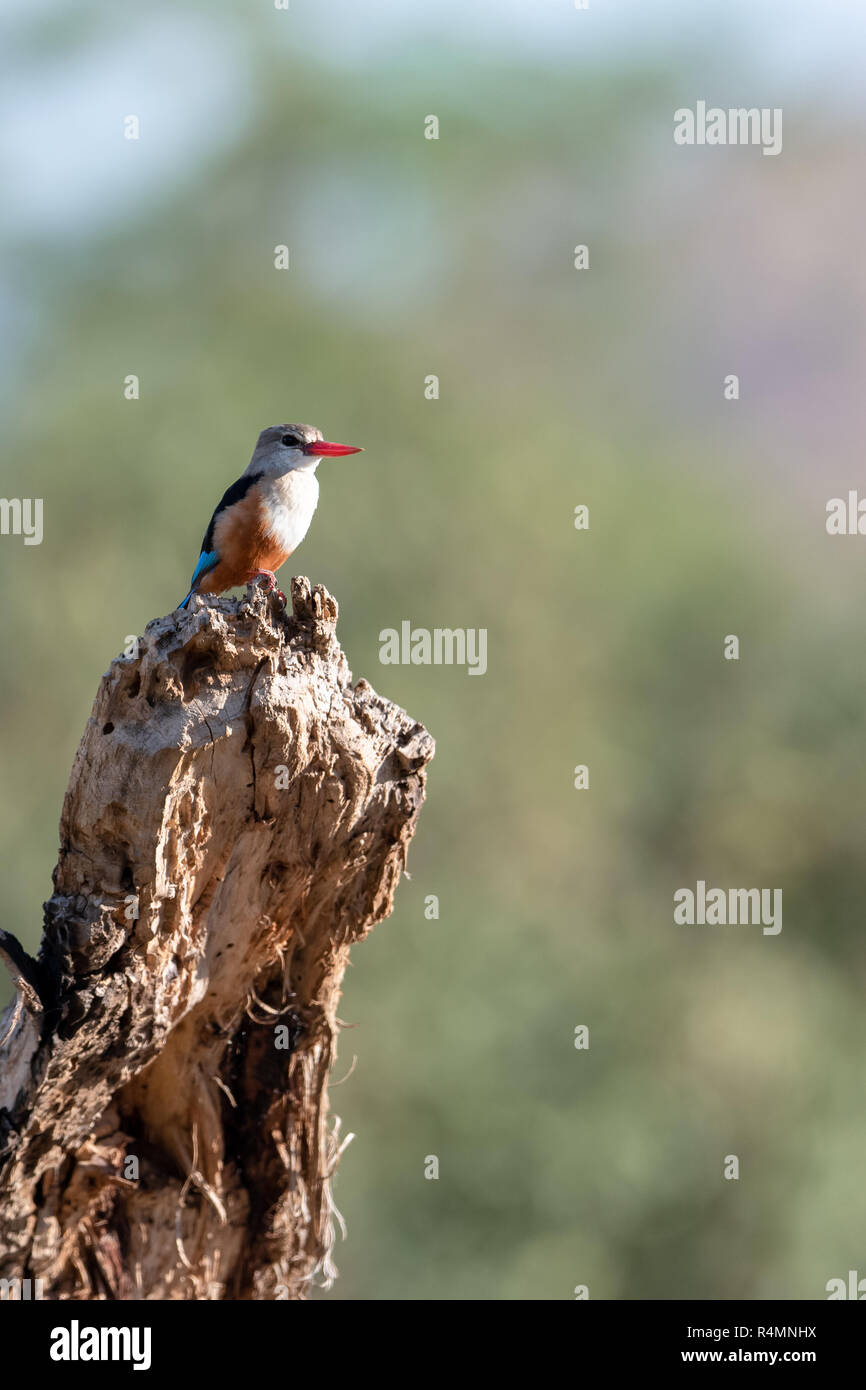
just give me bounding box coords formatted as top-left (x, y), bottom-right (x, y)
top-left (191, 549), bottom-right (219, 587)
top-left (178, 550), bottom-right (219, 610)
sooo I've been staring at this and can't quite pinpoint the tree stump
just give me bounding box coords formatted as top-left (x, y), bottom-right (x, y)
top-left (0, 579), bottom-right (433, 1300)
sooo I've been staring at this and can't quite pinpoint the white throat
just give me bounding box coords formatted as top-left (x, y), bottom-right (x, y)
top-left (260, 469), bottom-right (320, 554)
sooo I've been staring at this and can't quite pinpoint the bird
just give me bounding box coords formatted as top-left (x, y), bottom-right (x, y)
top-left (178, 423), bottom-right (362, 610)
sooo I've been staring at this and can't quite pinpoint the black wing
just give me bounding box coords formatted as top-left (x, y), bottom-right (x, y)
top-left (200, 470), bottom-right (263, 554)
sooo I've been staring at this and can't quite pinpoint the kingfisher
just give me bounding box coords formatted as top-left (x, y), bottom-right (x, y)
top-left (178, 423), bottom-right (362, 609)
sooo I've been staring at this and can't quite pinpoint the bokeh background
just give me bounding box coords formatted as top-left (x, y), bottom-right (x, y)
top-left (2, 0), bottom-right (866, 1300)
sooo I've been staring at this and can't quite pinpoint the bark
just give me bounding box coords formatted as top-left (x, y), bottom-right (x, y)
top-left (0, 579), bottom-right (433, 1300)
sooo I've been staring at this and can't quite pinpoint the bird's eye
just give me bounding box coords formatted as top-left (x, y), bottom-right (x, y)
top-left (281, 433), bottom-right (299, 447)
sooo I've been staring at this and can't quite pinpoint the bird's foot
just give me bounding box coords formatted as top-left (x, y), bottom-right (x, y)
top-left (247, 570), bottom-right (286, 606)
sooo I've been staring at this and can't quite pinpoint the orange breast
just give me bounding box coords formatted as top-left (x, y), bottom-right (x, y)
top-left (197, 488), bottom-right (290, 595)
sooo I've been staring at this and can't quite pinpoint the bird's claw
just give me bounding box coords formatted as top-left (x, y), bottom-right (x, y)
top-left (247, 571), bottom-right (286, 607)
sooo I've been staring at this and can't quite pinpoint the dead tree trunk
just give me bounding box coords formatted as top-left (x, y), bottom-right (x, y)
top-left (0, 579), bottom-right (433, 1300)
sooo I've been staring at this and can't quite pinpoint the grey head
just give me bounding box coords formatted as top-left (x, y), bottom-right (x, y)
top-left (246, 423), bottom-right (323, 477)
top-left (245, 423), bottom-right (363, 478)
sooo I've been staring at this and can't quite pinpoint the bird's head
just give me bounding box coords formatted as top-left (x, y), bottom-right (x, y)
top-left (251, 423), bottom-right (363, 475)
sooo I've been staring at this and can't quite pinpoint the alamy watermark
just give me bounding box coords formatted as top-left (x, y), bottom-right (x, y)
top-left (826, 1270), bottom-right (866, 1299)
top-left (50, 1320), bottom-right (151, 1370)
top-left (674, 102), bottom-right (782, 157)
top-left (826, 492), bottom-right (866, 535)
top-left (674, 880), bottom-right (782, 935)
top-left (0, 1276), bottom-right (44, 1300)
top-left (379, 621), bottom-right (487, 676)
top-left (0, 498), bottom-right (42, 545)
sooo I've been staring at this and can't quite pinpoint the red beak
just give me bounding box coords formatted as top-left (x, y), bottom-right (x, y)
top-left (305, 440), bottom-right (363, 457)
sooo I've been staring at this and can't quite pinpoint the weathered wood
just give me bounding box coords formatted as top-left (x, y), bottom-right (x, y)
top-left (0, 579), bottom-right (433, 1300)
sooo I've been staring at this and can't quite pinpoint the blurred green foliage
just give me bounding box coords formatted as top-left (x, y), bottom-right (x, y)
top-left (2, 1), bottom-right (865, 1301)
